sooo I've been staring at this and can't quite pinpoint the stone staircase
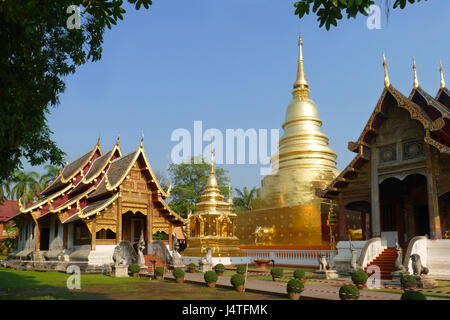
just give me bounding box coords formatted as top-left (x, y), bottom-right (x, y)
top-left (364, 248), bottom-right (398, 280)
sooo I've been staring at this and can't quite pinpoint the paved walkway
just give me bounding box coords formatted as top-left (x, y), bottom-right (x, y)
top-left (164, 272), bottom-right (447, 300)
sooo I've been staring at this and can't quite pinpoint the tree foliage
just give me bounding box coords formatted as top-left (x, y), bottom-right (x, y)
top-left (233, 186), bottom-right (257, 212)
top-left (167, 157), bottom-right (229, 218)
top-left (0, 0), bottom-right (153, 184)
top-left (294, 0), bottom-right (427, 30)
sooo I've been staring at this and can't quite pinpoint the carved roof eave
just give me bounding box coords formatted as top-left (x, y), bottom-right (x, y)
top-left (436, 87), bottom-right (450, 104)
top-left (46, 185), bottom-right (96, 216)
top-left (318, 153), bottom-right (366, 199)
top-left (82, 144), bottom-right (122, 185)
top-left (60, 143), bottom-right (103, 184)
top-left (351, 85), bottom-right (450, 154)
top-left (154, 193), bottom-right (185, 226)
top-left (21, 184), bottom-right (73, 214)
top-left (62, 193), bottom-right (119, 224)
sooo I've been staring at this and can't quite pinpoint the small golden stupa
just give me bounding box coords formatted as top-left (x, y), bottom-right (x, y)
top-left (181, 140), bottom-right (248, 265)
top-left (237, 33), bottom-right (339, 248)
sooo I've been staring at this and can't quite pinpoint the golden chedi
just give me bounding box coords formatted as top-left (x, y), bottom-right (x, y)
top-left (237, 33), bottom-right (339, 248)
top-left (181, 142), bottom-right (248, 265)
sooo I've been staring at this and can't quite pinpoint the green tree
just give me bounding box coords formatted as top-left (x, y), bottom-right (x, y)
top-left (9, 170), bottom-right (41, 205)
top-left (0, 0), bottom-right (153, 184)
top-left (233, 186), bottom-right (257, 212)
top-left (167, 157), bottom-right (229, 218)
top-left (294, 0), bottom-right (427, 30)
top-left (38, 164), bottom-right (61, 192)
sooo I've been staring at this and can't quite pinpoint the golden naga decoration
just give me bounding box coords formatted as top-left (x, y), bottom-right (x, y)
top-left (383, 52), bottom-right (391, 88)
top-left (182, 138), bottom-right (246, 258)
top-left (413, 57), bottom-right (419, 89)
top-left (326, 201), bottom-right (337, 250)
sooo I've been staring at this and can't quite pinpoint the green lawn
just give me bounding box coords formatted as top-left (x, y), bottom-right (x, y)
top-left (0, 267), bottom-right (286, 300)
top-left (362, 280), bottom-right (450, 299)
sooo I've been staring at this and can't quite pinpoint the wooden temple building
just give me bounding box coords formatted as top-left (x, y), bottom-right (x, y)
top-left (12, 136), bottom-right (184, 267)
top-left (319, 56), bottom-right (450, 247)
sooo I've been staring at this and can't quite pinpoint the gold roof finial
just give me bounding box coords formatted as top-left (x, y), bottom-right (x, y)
top-left (96, 134), bottom-right (101, 146)
top-left (140, 131), bottom-right (144, 148)
top-left (210, 137), bottom-right (215, 174)
top-left (383, 52), bottom-right (390, 88)
top-left (413, 57), bottom-right (419, 89)
top-left (441, 60), bottom-right (446, 89)
top-left (116, 132), bottom-right (120, 145)
top-left (293, 31), bottom-right (310, 98)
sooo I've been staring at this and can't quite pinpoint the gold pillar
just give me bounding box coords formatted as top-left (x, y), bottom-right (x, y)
top-left (91, 219), bottom-right (96, 250)
top-left (116, 197), bottom-right (122, 242)
top-left (425, 144), bottom-right (442, 239)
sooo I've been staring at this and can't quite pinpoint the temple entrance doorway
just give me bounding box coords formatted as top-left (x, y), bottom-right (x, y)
top-left (122, 211), bottom-right (147, 253)
top-left (40, 228), bottom-right (50, 251)
top-left (379, 174), bottom-right (428, 247)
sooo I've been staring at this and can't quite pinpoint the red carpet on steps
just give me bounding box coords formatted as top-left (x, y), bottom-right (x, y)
top-left (364, 248), bottom-right (398, 280)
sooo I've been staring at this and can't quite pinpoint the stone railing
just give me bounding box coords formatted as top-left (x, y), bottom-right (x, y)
top-left (358, 238), bottom-right (387, 269)
top-left (332, 241), bottom-right (368, 274)
top-left (243, 249), bottom-right (337, 267)
top-left (426, 239), bottom-right (450, 279)
top-left (403, 235), bottom-right (427, 274)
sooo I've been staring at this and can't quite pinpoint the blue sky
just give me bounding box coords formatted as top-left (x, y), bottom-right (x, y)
top-left (29, 0), bottom-right (450, 193)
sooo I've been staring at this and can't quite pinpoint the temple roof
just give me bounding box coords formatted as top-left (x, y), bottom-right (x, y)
top-left (0, 200), bottom-right (19, 222)
top-left (319, 57), bottom-right (450, 199)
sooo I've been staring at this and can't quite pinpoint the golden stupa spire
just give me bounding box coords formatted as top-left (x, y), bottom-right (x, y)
top-left (227, 182), bottom-right (233, 204)
top-left (441, 61), bottom-right (446, 89)
top-left (413, 57), bottom-right (419, 89)
top-left (383, 52), bottom-right (390, 88)
top-left (293, 32), bottom-right (310, 98)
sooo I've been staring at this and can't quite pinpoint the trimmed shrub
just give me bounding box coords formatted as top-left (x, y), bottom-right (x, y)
top-left (401, 290), bottom-right (427, 300)
top-left (155, 266), bottom-right (165, 276)
top-left (215, 264), bottom-right (225, 274)
top-left (401, 275), bottom-right (417, 289)
top-left (287, 279), bottom-right (304, 294)
top-left (293, 269), bottom-right (306, 280)
top-left (351, 269), bottom-right (369, 285)
top-left (204, 270), bottom-right (218, 283)
top-left (173, 268), bottom-right (185, 279)
top-left (236, 265), bottom-right (247, 275)
top-left (339, 285), bottom-right (360, 300)
top-left (129, 264), bottom-right (140, 274)
top-left (230, 273), bottom-right (245, 287)
top-left (270, 267), bottom-right (283, 278)
top-left (188, 263), bottom-right (196, 269)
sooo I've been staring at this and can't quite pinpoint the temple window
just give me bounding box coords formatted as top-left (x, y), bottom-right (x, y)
top-left (153, 231), bottom-right (168, 240)
top-left (96, 228), bottom-right (116, 240)
top-left (74, 222), bottom-right (91, 246)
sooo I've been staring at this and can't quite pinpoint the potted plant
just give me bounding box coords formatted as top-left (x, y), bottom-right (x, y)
top-left (351, 269), bottom-right (368, 289)
top-left (230, 273), bottom-right (245, 292)
top-left (401, 275), bottom-right (417, 290)
top-left (204, 270), bottom-right (218, 288)
top-left (155, 266), bottom-right (165, 280)
top-left (286, 279), bottom-right (304, 300)
top-left (254, 259), bottom-right (270, 269)
top-left (173, 268), bottom-right (185, 283)
top-left (129, 264), bottom-right (140, 277)
top-left (188, 263), bottom-right (196, 273)
top-left (236, 265), bottom-right (247, 275)
top-left (270, 267), bottom-right (283, 282)
top-left (214, 264), bottom-right (225, 276)
top-left (339, 285), bottom-right (360, 300)
top-left (293, 269), bottom-right (307, 284)
top-left (401, 291), bottom-right (427, 300)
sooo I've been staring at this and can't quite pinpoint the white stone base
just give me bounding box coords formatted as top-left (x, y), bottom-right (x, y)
top-left (87, 245), bottom-right (116, 266)
top-left (181, 256), bottom-right (251, 266)
top-left (314, 270), bottom-right (339, 280)
top-left (111, 265), bottom-right (129, 278)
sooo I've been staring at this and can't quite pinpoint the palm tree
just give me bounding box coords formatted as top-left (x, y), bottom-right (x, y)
top-left (9, 170), bottom-right (40, 205)
top-left (233, 186), bottom-right (257, 211)
top-left (38, 165), bottom-right (60, 192)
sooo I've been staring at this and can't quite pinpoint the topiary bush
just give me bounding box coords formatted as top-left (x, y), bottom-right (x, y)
top-left (236, 265), bottom-right (247, 275)
top-left (204, 270), bottom-right (218, 283)
top-left (401, 275), bottom-right (417, 289)
top-left (155, 266), bottom-right (165, 276)
top-left (173, 268), bottom-right (185, 279)
top-left (339, 285), bottom-right (360, 300)
top-left (188, 263), bottom-right (196, 271)
top-left (351, 269), bottom-right (369, 285)
top-left (270, 267), bottom-right (283, 278)
top-left (401, 290), bottom-right (427, 300)
top-left (287, 279), bottom-right (304, 294)
top-left (230, 273), bottom-right (245, 287)
top-left (214, 264), bottom-right (225, 274)
top-left (129, 264), bottom-right (140, 274)
top-left (293, 269), bottom-right (306, 280)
